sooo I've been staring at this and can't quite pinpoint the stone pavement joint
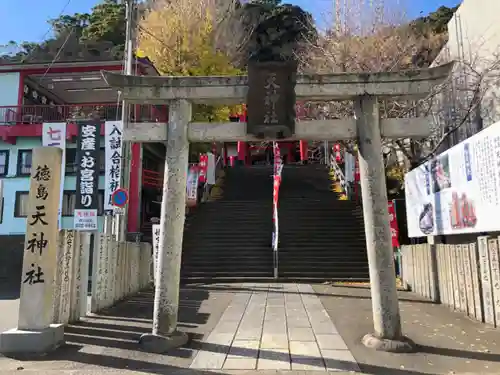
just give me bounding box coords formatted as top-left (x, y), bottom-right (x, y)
top-left (189, 283), bottom-right (360, 372)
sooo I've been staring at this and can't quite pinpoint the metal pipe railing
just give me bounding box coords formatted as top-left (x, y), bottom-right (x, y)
top-left (329, 154), bottom-right (353, 199)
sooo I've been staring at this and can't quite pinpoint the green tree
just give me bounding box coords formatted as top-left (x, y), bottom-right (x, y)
top-left (1, 0), bottom-right (127, 62)
top-left (50, 0), bottom-right (126, 49)
top-left (412, 5), bottom-right (458, 36)
top-left (218, 0), bottom-right (316, 66)
top-left (49, 13), bottom-right (90, 39)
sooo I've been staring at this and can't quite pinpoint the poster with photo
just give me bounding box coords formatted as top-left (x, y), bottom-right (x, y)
top-left (405, 120), bottom-right (500, 237)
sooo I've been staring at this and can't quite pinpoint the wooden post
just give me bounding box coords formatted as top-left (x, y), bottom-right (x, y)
top-left (0, 147), bottom-right (65, 353)
top-left (427, 237), bottom-right (441, 303)
top-left (462, 244), bottom-right (475, 318)
top-left (457, 244), bottom-right (468, 314)
top-left (109, 237), bottom-right (118, 303)
top-left (444, 244), bottom-right (455, 309)
top-left (90, 233), bottom-right (107, 313)
top-left (487, 238), bottom-right (500, 326)
top-left (51, 231), bottom-right (65, 323)
top-left (79, 232), bottom-right (91, 318)
top-left (450, 245), bottom-right (461, 311)
top-left (469, 242), bottom-right (483, 321)
top-left (69, 232), bottom-right (82, 322)
top-left (478, 237), bottom-right (494, 325)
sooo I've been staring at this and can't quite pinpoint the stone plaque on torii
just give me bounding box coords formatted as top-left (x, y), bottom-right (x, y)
top-left (102, 61), bottom-right (453, 353)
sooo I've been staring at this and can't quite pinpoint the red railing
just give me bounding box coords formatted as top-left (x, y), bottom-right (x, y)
top-left (0, 103), bottom-right (168, 125)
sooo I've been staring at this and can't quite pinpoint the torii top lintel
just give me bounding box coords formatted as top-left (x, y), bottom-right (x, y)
top-left (101, 62), bottom-right (454, 105)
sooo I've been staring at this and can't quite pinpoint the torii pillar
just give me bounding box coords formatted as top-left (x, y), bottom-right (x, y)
top-left (102, 62), bottom-right (453, 353)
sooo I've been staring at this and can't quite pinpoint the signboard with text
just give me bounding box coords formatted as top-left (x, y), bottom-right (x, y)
top-left (388, 200), bottom-right (400, 247)
top-left (152, 224), bottom-right (160, 285)
top-left (186, 165), bottom-right (199, 207)
top-left (246, 61), bottom-right (297, 139)
top-left (405, 120), bottom-right (500, 237)
top-left (74, 120), bottom-right (101, 231)
top-left (104, 121), bottom-right (123, 212)
top-left (18, 148), bottom-right (62, 329)
top-left (42, 122), bottom-right (66, 228)
top-left (198, 154), bottom-right (208, 183)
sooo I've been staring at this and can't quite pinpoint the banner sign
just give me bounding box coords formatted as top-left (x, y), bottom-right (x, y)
top-left (186, 165), bottom-right (199, 207)
top-left (246, 62), bottom-right (297, 138)
top-left (388, 200), bottom-right (400, 247)
top-left (206, 153), bottom-right (216, 185)
top-left (152, 224), bottom-right (160, 285)
top-left (74, 120), bottom-right (101, 231)
top-left (272, 141), bottom-right (283, 252)
top-left (198, 154), bottom-right (208, 183)
top-left (273, 142), bottom-right (282, 175)
top-left (405, 120), bottom-right (500, 237)
top-left (344, 152), bottom-right (355, 183)
top-left (104, 121), bottom-right (123, 212)
top-left (42, 122), bottom-right (66, 229)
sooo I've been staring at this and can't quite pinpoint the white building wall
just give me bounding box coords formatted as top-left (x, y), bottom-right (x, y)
top-left (0, 72), bottom-right (20, 107)
top-left (434, 0), bottom-right (500, 146)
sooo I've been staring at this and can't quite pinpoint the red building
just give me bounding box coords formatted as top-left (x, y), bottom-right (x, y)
top-left (0, 57), bottom-right (166, 243)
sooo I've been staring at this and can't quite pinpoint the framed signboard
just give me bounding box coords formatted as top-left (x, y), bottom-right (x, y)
top-left (246, 61), bottom-right (297, 139)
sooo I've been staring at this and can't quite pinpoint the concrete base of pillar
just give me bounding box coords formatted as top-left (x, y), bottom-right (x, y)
top-left (0, 324), bottom-right (64, 354)
top-left (139, 330), bottom-right (188, 353)
top-left (362, 333), bottom-right (416, 353)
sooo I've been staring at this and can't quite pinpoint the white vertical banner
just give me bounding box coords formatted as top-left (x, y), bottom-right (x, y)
top-left (152, 224), bottom-right (160, 285)
top-left (206, 152), bottom-right (216, 185)
top-left (344, 152), bottom-right (355, 183)
top-left (42, 122), bottom-right (67, 229)
top-left (104, 121), bottom-right (123, 212)
top-left (186, 165), bottom-right (199, 207)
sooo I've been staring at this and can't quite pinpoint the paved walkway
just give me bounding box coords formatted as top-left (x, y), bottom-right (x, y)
top-left (190, 283), bottom-right (359, 371)
top-left (2, 282), bottom-right (500, 374)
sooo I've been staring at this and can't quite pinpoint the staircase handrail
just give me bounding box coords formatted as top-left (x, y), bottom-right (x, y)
top-left (329, 154), bottom-right (352, 199)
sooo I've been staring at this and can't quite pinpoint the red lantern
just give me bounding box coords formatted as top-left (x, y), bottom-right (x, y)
top-left (333, 143), bottom-right (342, 163)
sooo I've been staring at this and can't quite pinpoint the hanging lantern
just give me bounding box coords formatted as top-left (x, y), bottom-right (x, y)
top-left (333, 143), bottom-right (342, 163)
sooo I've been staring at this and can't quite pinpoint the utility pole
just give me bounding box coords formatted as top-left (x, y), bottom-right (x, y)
top-left (115, 0), bottom-right (135, 241)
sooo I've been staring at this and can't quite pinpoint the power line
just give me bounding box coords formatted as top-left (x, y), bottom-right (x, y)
top-left (2, 0), bottom-right (74, 58)
top-left (39, 0), bottom-right (74, 42)
top-left (39, 28), bottom-right (75, 81)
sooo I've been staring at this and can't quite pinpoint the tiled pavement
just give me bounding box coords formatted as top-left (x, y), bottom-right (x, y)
top-left (190, 283), bottom-right (360, 371)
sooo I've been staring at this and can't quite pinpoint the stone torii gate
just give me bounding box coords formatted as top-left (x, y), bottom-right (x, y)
top-left (102, 62), bottom-right (452, 353)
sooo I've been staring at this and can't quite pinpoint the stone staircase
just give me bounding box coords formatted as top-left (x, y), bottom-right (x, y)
top-left (278, 165), bottom-right (369, 280)
top-left (180, 164), bottom-right (368, 281)
top-left (181, 166), bottom-right (274, 280)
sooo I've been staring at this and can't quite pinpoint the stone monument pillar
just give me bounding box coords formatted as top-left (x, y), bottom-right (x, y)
top-left (0, 147), bottom-right (65, 353)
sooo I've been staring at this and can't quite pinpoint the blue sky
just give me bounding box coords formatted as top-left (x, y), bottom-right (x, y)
top-left (0, 0), bottom-right (461, 46)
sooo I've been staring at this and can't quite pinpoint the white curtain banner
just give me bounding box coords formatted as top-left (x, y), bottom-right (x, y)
top-left (206, 152), bottom-right (216, 185)
top-left (42, 122), bottom-right (66, 229)
top-left (104, 121), bottom-right (123, 212)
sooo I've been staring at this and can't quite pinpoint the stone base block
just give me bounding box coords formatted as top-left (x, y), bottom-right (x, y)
top-left (139, 330), bottom-right (188, 353)
top-left (0, 324), bottom-right (64, 354)
top-left (362, 333), bottom-right (416, 353)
